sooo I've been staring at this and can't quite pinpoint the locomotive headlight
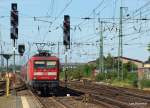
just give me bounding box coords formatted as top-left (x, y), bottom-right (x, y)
top-left (33, 77), bottom-right (36, 80)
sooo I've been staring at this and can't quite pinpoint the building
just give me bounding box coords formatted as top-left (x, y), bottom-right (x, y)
top-left (135, 59), bottom-right (150, 80)
top-left (144, 61), bottom-right (150, 68)
top-left (138, 61), bottom-right (150, 80)
top-left (115, 56), bottom-right (144, 68)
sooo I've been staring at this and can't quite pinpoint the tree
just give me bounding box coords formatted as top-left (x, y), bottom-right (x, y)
top-left (148, 44), bottom-right (150, 52)
top-left (72, 65), bottom-right (83, 80)
top-left (145, 56), bottom-right (150, 63)
top-left (123, 61), bottom-right (137, 72)
top-left (105, 53), bottom-right (113, 71)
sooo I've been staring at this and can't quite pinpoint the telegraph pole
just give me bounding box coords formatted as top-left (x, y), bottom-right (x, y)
top-left (64, 53), bottom-right (67, 88)
top-left (0, 25), bottom-right (4, 68)
top-left (27, 42), bottom-right (31, 60)
top-left (1, 45), bottom-right (3, 67)
top-left (98, 18), bottom-right (104, 73)
top-left (13, 39), bottom-right (16, 74)
top-left (58, 42), bottom-right (60, 58)
top-left (118, 7), bottom-right (123, 80)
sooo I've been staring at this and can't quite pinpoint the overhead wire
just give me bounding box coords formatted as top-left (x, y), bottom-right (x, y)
top-left (76, 0), bottom-right (106, 27)
top-left (50, 0), bottom-right (72, 27)
top-left (41, 0), bottom-right (73, 43)
top-left (47, 0), bottom-right (54, 17)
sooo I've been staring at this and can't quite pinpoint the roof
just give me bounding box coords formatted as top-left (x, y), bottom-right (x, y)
top-left (88, 60), bottom-right (96, 64)
top-left (87, 56), bottom-right (144, 64)
top-left (31, 56), bottom-right (59, 61)
top-left (114, 56), bottom-right (143, 63)
top-left (144, 61), bottom-right (150, 64)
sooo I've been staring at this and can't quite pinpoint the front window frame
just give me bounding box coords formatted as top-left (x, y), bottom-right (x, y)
top-left (34, 60), bottom-right (57, 69)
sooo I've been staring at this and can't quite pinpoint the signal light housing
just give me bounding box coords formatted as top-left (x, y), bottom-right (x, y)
top-left (11, 27), bottom-right (18, 39)
top-left (10, 3), bottom-right (18, 40)
top-left (63, 15), bottom-right (70, 49)
top-left (11, 3), bottom-right (17, 11)
top-left (18, 44), bottom-right (25, 56)
top-left (11, 10), bottom-right (18, 27)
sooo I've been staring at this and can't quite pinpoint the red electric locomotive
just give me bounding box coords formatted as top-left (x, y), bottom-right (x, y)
top-left (21, 50), bottom-right (60, 95)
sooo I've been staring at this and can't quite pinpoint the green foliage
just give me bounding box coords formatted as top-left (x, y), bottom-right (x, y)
top-left (59, 71), bottom-right (65, 80)
top-left (60, 63), bottom-right (96, 81)
top-left (60, 53), bottom-right (139, 88)
top-left (71, 70), bottom-right (83, 80)
top-left (123, 62), bottom-right (137, 72)
top-left (147, 43), bottom-right (150, 52)
top-left (95, 71), bottom-right (118, 81)
top-left (95, 71), bottom-right (138, 87)
top-left (141, 80), bottom-right (150, 88)
top-left (95, 73), bottom-right (105, 81)
top-left (145, 56), bottom-right (150, 64)
top-left (127, 72), bottom-right (137, 81)
top-left (126, 72), bottom-right (138, 87)
top-left (83, 64), bottom-right (90, 76)
top-left (104, 53), bottom-right (113, 70)
top-left (83, 64), bottom-right (95, 77)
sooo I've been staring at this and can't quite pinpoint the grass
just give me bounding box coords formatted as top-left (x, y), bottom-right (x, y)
top-left (106, 79), bottom-right (134, 88)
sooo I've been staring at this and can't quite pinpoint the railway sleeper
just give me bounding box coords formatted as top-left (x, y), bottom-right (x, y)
top-left (82, 93), bottom-right (93, 103)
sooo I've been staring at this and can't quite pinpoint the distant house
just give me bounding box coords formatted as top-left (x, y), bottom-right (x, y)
top-left (88, 60), bottom-right (96, 64)
top-left (144, 61), bottom-right (150, 68)
top-left (138, 61), bottom-right (150, 80)
top-left (138, 67), bottom-right (150, 80)
top-left (88, 56), bottom-right (144, 76)
top-left (114, 56), bottom-right (144, 68)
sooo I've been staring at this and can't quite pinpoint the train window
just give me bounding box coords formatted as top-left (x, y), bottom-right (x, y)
top-left (47, 61), bottom-right (56, 68)
top-left (34, 61), bottom-right (45, 68)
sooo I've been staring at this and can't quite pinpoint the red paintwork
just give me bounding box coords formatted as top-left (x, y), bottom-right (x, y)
top-left (21, 55), bottom-right (60, 82)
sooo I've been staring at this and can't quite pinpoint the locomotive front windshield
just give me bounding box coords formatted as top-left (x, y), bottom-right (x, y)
top-left (34, 61), bottom-right (57, 69)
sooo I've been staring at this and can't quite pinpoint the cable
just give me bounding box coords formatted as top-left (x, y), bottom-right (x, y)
top-left (50, 0), bottom-right (72, 26)
top-left (76, 0), bottom-right (106, 27)
top-left (132, 1), bottom-right (150, 16)
top-left (41, 0), bottom-right (73, 43)
top-left (47, 0), bottom-right (54, 17)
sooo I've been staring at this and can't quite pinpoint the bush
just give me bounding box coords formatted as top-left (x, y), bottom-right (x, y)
top-left (95, 73), bottom-right (105, 81)
top-left (126, 72), bottom-right (138, 87)
top-left (141, 80), bottom-right (150, 88)
top-left (72, 71), bottom-right (83, 80)
top-left (132, 79), bottom-right (138, 87)
top-left (59, 71), bottom-right (65, 80)
top-left (127, 72), bottom-right (137, 81)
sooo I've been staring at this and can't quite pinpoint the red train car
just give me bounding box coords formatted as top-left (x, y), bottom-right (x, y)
top-left (21, 51), bottom-right (60, 95)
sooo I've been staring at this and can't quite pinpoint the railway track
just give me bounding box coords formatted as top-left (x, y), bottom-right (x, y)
top-left (0, 84), bottom-right (26, 96)
top-left (0, 80), bottom-right (6, 89)
top-left (28, 90), bottom-right (68, 108)
top-left (62, 81), bottom-right (150, 108)
top-left (18, 89), bottom-right (101, 108)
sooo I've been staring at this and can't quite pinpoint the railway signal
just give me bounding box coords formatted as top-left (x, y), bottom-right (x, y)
top-left (10, 3), bottom-right (18, 39)
top-left (63, 15), bottom-right (70, 50)
top-left (11, 27), bottom-right (18, 39)
top-left (10, 4), bottom-right (19, 89)
top-left (18, 44), bottom-right (25, 56)
top-left (11, 10), bottom-right (18, 27)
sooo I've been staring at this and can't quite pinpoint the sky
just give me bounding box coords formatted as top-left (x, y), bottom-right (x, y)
top-left (0, 0), bottom-right (150, 65)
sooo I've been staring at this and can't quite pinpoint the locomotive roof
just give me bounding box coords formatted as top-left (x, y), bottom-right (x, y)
top-left (31, 55), bottom-right (59, 61)
top-left (28, 51), bottom-right (59, 61)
